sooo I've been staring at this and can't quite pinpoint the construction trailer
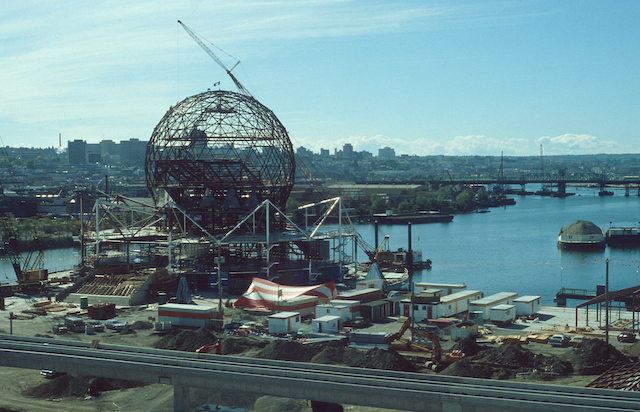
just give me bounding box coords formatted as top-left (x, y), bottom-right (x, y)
top-left (336, 288), bottom-right (382, 304)
top-left (401, 290), bottom-right (482, 322)
top-left (361, 300), bottom-right (391, 322)
top-left (268, 311), bottom-right (301, 334)
top-left (513, 295), bottom-right (542, 316)
top-left (273, 295), bottom-right (320, 318)
top-left (315, 303), bottom-right (352, 323)
top-left (329, 299), bottom-right (361, 320)
top-left (490, 304), bottom-right (516, 325)
top-left (414, 283), bottom-right (467, 296)
top-left (312, 315), bottom-right (341, 334)
top-left (468, 292), bottom-right (518, 319)
top-left (157, 303), bottom-right (219, 328)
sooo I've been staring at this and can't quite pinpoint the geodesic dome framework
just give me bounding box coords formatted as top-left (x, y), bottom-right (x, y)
top-left (145, 90), bottom-right (295, 215)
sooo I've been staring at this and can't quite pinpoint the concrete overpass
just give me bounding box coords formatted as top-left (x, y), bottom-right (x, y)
top-left (0, 334), bottom-right (639, 412)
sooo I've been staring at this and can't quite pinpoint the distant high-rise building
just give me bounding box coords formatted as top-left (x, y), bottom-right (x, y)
top-left (343, 143), bottom-right (354, 159)
top-left (320, 148), bottom-right (330, 157)
top-left (120, 138), bottom-right (147, 166)
top-left (86, 143), bottom-right (101, 163)
top-left (378, 146), bottom-right (396, 160)
top-left (68, 140), bottom-right (86, 164)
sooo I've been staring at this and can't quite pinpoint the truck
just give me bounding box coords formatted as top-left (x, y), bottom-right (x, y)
top-left (64, 316), bottom-right (86, 333)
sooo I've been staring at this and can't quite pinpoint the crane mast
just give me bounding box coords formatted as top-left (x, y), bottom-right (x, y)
top-left (177, 20), bottom-right (251, 96)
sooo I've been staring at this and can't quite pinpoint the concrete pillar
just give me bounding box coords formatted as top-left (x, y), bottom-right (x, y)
top-left (174, 385), bottom-right (190, 412)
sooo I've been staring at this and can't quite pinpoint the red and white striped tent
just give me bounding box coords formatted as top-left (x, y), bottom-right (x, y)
top-left (234, 277), bottom-right (338, 312)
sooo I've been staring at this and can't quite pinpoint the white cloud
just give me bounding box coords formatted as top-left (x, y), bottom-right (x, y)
top-left (535, 134), bottom-right (622, 155)
top-left (294, 133), bottom-right (629, 156)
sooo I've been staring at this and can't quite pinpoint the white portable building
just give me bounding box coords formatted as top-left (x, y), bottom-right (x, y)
top-left (157, 303), bottom-right (219, 328)
top-left (268, 311), bottom-right (301, 334)
top-left (273, 296), bottom-right (319, 318)
top-left (401, 290), bottom-right (482, 322)
top-left (490, 304), bottom-right (516, 324)
top-left (414, 283), bottom-right (467, 296)
top-left (312, 315), bottom-right (342, 334)
top-left (513, 295), bottom-right (542, 316)
top-left (329, 299), bottom-right (360, 320)
top-left (468, 292), bottom-right (518, 319)
top-left (315, 303), bottom-right (352, 323)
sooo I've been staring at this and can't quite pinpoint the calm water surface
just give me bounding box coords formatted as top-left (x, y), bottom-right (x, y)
top-left (3, 187), bottom-right (639, 306)
top-left (351, 186), bottom-right (640, 305)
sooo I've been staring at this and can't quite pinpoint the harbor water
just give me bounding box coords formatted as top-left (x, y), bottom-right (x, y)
top-left (0, 247), bottom-right (80, 284)
top-left (351, 186), bottom-right (640, 306)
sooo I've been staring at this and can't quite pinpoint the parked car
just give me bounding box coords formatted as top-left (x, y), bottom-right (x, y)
top-left (617, 331), bottom-right (637, 343)
top-left (549, 334), bottom-right (570, 347)
top-left (105, 319), bottom-right (128, 330)
top-left (569, 335), bottom-right (585, 347)
top-left (40, 370), bottom-right (65, 379)
top-left (87, 320), bottom-right (104, 332)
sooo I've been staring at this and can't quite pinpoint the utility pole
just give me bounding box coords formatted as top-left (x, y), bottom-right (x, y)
top-left (605, 258), bottom-right (610, 344)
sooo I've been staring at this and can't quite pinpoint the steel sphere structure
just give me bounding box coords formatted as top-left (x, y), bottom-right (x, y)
top-left (145, 90), bottom-right (295, 222)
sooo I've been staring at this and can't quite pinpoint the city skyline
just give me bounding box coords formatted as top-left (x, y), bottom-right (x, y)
top-left (1, 1), bottom-right (639, 157)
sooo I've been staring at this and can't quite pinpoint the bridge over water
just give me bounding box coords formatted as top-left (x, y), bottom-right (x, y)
top-left (356, 173), bottom-right (640, 196)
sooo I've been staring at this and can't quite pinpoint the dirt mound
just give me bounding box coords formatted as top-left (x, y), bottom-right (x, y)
top-left (563, 338), bottom-right (630, 375)
top-left (130, 320), bottom-right (153, 330)
top-left (311, 346), bottom-right (415, 372)
top-left (450, 337), bottom-right (485, 356)
top-left (153, 328), bottom-right (218, 352)
top-left (343, 347), bottom-right (416, 372)
top-left (253, 395), bottom-right (309, 412)
top-left (310, 346), bottom-right (346, 365)
top-left (221, 336), bottom-right (271, 355)
top-left (257, 340), bottom-right (317, 362)
top-left (24, 374), bottom-right (146, 398)
top-left (442, 342), bottom-right (571, 379)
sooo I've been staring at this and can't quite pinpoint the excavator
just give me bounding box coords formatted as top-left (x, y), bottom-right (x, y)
top-left (391, 318), bottom-right (464, 365)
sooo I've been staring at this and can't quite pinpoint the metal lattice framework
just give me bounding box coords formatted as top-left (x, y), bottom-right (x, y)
top-left (145, 90), bottom-right (295, 213)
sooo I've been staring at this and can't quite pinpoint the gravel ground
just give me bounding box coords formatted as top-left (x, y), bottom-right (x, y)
top-left (0, 293), bottom-right (638, 411)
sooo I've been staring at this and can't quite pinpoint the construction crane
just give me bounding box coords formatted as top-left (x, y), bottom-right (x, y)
top-left (1, 218), bottom-right (48, 289)
top-left (178, 20), bottom-right (251, 96)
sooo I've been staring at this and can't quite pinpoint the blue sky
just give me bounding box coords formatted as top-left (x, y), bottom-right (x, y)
top-left (1, 1), bottom-right (638, 156)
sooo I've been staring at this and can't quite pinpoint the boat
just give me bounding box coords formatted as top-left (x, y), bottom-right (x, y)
top-left (557, 220), bottom-right (605, 249)
top-left (366, 235), bottom-right (432, 272)
top-left (369, 211), bottom-right (453, 224)
top-left (599, 190), bottom-right (614, 196)
top-left (606, 226), bottom-right (640, 246)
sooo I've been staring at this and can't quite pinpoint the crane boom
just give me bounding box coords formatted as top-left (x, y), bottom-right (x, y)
top-left (178, 20), bottom-right (251, 96)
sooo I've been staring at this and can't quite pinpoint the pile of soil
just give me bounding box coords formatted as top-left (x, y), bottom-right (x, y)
top-left (252, 395), bottom-right (309, 412)
top-left (311, 346), bottom-right (416, 372)
top-left (24, 374), bottom-right (145, 398)
top-left (562, 338), bottom-right (630, 375)
top-left (130, 320), bottom-right (153, 330)
top-left (221, 336), bottom-right (271, 356)
top-left (450, 337), bottom-right (485, 357)
top-left (153, 328), bottom-right (219, 352)
top-left (441, 342), bottom-right (571, 379)
top-left (256, 340), bottom-right (321, 362)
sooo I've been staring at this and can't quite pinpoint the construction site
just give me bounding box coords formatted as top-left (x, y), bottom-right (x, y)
top-left (2, 20), bottom-right (640, 412)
